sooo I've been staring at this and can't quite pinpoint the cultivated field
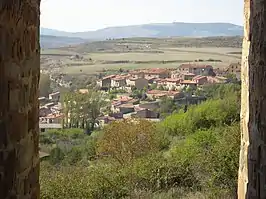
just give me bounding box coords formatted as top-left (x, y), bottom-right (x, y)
top-left (41, 37), bottom-right (242, 75)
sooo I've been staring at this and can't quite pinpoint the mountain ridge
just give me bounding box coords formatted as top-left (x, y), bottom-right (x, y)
top-left (41, 22), bottom-right (243, 40)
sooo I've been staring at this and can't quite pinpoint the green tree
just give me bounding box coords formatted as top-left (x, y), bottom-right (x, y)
top-left (39, 73), bottom-right (52, 97)
top-left (62, 89), bottom-right (108, 132)
top-left (159, 97), bottom-right (178, 117)
top-left (49, 147), bottom-right (65, 165)
top-left (97, 119), bottom-right (159, 166)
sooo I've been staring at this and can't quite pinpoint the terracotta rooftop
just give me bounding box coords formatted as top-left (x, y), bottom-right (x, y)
top-left (145, 68), bottom-right (169, 74)
top-left (112, 96), bottom-right (133, 105)
top-left (193, 75), bottom-right (207, 80)
top-left (44, 113), bottom-right (63, 119)
top-left (181, 80), bottom-right (197, 84)
top-left (165, 78), bottom-right (182, 82)
top-left (112, 76), bottom-right (126, 81)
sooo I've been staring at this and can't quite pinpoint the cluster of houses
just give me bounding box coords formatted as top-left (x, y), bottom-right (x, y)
top-left (93, 63), bottom-right (231, 126)
top-left (96, 64), bottom-right (228, 92)
top-left (39, 91), bottom-right (63, 131)
top-left (39, 63), bottom-right (236, 131)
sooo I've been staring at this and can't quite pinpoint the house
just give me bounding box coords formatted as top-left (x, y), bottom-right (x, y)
top-left (48, 92), bottom-right (60, 102)
top-left (129, 71), bottom-right (145, 78)
top-left (39, 113), bottom-right (62, 124)
top-left (192, 76), bottom-right (208, 85)
top-left (97, 75), bottom-right (116, 88)
top-left (225, 62), bottom-right (241, 80)
top-left (133, 109), bottom-right (159, 119)
top-left (179, 64), bottom-right (214, 76)
top-left (166, 91), bottom-right (184, 100)
top-left (207, 76), bottom-right (229, 84)
top-left (116, 103), bottom-right (135, 114)
top-left (146, 90), bottom-right (183, 100)
top-left (180, 80), bottom-right (197, 89)
top-left (39, 106), bottom-right (52, 117)
top-left (156, 79), bottom-right (167, 88)
top-left (39, 123), bottom-right (62, 132)
top-left (213, 68), bottom-right (227, 77)
top-left (181, 72), bottom-right (196, 80)
top-left (171, 71), bottom-right (180, 79)
top-left (146, 90), bottom-right (167, 99)
top-left (111, 76), bottom-right (127, 88)
top-left (139, 101), bottom-right (160, 110)
top-left (126, 77), bottom-right (149, 90)
top-left (111, 96), bottom-right (138, 112)
top-left (144, 68), bottom-right (170, 79)
top-left (165, 78), bottom-right (182, 90)
top-left (146, 76), bottom-right (157, 84)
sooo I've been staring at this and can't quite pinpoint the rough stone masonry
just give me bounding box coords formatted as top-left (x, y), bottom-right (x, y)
top-left (0, 1), bottom-right (40, 198)
top-left (238, 0), bottom-right (266, 198)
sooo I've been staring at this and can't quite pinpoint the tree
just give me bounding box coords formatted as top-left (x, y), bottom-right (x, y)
top-left (0, 1), bottom-right (40, 198)
top-left (238, 0), bottom-right (266, 198)
top-left (159, 97), bottom-right (178, 117)
top-left (87, 90), bottom-right (107, 132)
top-left (62, 89), bottom-right (108, 132)
top-left (97, 119), bottom-right (159, 166)
top-left (39, 73), bottom-right (52, 97)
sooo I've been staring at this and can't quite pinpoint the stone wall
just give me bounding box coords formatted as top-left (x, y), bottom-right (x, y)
top-left (238, 0), bottom-right (266, 198)
top-left (0, 1), bottom-right (40, 198)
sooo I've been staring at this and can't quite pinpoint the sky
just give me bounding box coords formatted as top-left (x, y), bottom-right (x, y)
top-left (41, 0), bottom-right (244, 32)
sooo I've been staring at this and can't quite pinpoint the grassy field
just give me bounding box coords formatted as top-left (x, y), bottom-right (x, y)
top-left (41, 37), bottom-right (242, 75)
top-left (62, 48), bottom-right (240, 74)
top-left (62, 61), bottom-right (232, 74)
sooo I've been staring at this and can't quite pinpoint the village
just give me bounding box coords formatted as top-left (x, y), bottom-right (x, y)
top-left (39, 62), bottom-right (240, 132)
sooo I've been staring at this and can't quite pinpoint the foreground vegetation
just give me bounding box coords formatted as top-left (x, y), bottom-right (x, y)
top-left (40, 83), bottom-right (240, 199)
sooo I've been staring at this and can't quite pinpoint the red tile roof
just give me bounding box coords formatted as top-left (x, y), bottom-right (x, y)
top-left (165, 78), bottom-right (182, 83)
top-left (181, 80), bottom-right (197, 84)
top-left (193, 75), bottom-right (207, 81)
top-left (111, 76), bottom-right (126, 81)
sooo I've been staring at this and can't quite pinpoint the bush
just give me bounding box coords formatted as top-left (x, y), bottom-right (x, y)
top-left (161, 96), bottom-right (239, 136)
top-left (40, 83), bottom-right (241, 198)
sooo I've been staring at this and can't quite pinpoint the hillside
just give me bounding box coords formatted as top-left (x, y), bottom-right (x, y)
top-left (40, 35), bottom-right (88, 49)
top-left (58, 36), bottom-right (243, 53)
top-left (41, 22), bottom-right (243, 40)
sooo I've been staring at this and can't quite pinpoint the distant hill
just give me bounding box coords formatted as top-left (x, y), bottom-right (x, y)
top-left (41, 22), bottom-right (243, 40)
top-left (40, 35), bottom-right (88, 49)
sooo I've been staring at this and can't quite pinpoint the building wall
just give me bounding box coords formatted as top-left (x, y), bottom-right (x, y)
top-left (102, 78), bottom-right (111, 87)
top-left (111, 79), bottom-right (126, 88)
top-left (136, 109), bottom-right (158, 118)
top-left (196, 77), bottom-right (208, 85)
